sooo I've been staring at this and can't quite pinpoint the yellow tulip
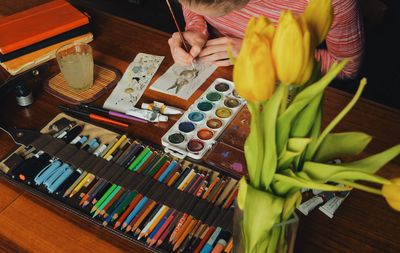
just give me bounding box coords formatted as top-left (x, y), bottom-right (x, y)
top-left (234, 17), bottom-right (276, 102)
top-left (272, 11), bottom-right (313, 86)
top-left (303, 0), bottom-right (334, 45)
top-left (245, 16), bottom-right (275, 41)
top-left (382, 178), bottom-right (400, 211)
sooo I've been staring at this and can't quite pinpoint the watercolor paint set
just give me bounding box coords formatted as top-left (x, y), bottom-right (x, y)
top-left (161, 78), bottom-right (245, 160)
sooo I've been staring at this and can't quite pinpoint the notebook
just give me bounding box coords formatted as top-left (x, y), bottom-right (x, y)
top-left (0, 25), bottom-right (91, 62)
top-left (0, 33), bottom-right (93, 76)
top-left (0, 0), bottom-right (89, 54)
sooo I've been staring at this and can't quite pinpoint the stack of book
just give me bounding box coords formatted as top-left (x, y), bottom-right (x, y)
top-left (0, 0), bottom-right (93, 75)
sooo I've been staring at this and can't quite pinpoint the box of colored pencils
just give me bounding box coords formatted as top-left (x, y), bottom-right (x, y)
top-left (0, 113), bottom-right (238, 253)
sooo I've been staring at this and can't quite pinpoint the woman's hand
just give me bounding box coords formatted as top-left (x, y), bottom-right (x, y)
top-left (198, 37), bottom-right (242, 67)
top-left (168, 31), bottom-right (207, 66)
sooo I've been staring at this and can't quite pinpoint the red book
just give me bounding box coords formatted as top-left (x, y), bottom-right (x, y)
top-left (0, 0), bottom-right (89, 54)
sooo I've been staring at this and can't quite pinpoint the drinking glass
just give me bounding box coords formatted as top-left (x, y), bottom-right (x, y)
top-left (56, 43), bottom-right (94, 91)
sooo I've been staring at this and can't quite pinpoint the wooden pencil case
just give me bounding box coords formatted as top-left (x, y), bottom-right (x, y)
top-left (0, 113), bottom-right (236, 252)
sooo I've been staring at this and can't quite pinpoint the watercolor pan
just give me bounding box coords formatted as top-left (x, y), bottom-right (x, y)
top-left (161, 78), bottom-right (245, 160)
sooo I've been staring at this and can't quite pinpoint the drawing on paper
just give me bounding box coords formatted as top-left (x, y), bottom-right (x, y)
top-left (167, 68), bottom-right (199, 93)
top-left (150, 63), bottom-right (216, 100)
top-left (103, 53), bottom-right (164, 113)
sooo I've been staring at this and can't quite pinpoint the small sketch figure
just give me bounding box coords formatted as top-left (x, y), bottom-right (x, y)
top-left (168, 68), bottom-right (199, 94)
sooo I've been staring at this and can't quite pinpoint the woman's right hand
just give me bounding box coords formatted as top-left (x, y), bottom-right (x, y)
top-left (168, 31), bottom-right (207, 66)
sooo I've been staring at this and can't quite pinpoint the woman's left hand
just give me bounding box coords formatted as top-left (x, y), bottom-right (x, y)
top-left (198, 37), bottom-right (242, 67)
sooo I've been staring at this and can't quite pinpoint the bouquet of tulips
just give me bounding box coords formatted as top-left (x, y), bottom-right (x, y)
top-left (232, 0), bottom-right (400, 252)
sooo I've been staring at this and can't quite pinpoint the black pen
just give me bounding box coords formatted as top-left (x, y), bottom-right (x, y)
top-left (59, 105), bottom-right (129, 129)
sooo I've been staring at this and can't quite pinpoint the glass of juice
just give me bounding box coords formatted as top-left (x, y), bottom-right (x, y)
top-left (56, 43), bottom-right (94, 91)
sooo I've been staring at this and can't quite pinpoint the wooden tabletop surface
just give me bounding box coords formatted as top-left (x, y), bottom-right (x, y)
top-left (0, 1), bottom-right (399, 252)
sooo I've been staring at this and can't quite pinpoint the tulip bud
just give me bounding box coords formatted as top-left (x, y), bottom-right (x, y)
top-left (303, 0), bottom-right (334, 45)
top-left (234, 17), bottom-right (276, 102)
top-left (382, 178), bottom-right (400, 211)
top-left (272, 11), bottom-right (313, 86)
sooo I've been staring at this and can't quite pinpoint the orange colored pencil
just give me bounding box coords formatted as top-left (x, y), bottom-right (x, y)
top-left (129, 201), bottom-right (157, 232)
top-left (173, 216), bottom-right (196, 251)
top-left (114, 194), bottom-right (143, 229)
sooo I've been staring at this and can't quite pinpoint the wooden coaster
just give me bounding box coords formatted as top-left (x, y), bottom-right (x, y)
top-left (45, 63), bottom-right (121, 104)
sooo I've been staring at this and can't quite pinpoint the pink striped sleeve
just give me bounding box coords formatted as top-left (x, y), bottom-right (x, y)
top-left (315, 0), bottom-right (364, 79)
top-left (182, 6), bottom-right (209, 37)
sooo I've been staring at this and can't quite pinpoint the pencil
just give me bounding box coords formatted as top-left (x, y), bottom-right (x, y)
top-left (90, 184), bottom-right (118, 214)
top-left (158, 160), bottom-right (178, 182)
top-left (223, 237), bottom-right (233, 253)
top-left (121, 196), bottom-right (149, 230)
top-left (102, 189), bottom-right (131, 225)
top-left (135, 151), bottom-right (156, 173)
top-left (103, 134), bottom-right (127, 160)
top-left (141, 205), bottom-right (169, 239)
top-left (148, 210), bottom-right (176, 247)
top-left (127, 147), bottom-right (151, 171)
top-left (194, 226), bottom-right (215, 253)
top-left (111, 191), bottom-right (137, 221)
top-left (114, 193), bottom-right (143, 229)
top-left (128, 200), bottom-right (156, 233)
top-left (147, 208), bottom-right (173, 243)
top-left (172, 216), bottom-right (195, 250)
top-left (64, 171), bottom-right (87, 197)
top-left (99, 187), bottom-right (126, 217)
top-left (138, 204), bottom-right (167, 239)
top-left (153, 160), bottom-right (170, 180)
top-left (156, 211), bottom-right (183, 247)
top-left (134, 204), bottom-right (162, 236)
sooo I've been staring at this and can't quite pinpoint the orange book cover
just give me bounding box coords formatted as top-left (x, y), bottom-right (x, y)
top-left (0, 0), bottom-right (89, 54)
top-left (0, 33), bottom-right (93, 75)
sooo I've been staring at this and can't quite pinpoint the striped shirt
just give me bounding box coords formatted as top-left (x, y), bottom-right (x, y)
top-left (183, 0), bottom-right (364, 79)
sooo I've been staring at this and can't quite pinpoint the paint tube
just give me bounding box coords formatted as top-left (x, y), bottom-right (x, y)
top-left (141, 101), bottom-right (183, 115)
top-left (297, 192), bottom-right (335, 216)
top-left (126, 108), bottom-right (168, 122)
top-left (319, 191), bottom-right (351, 218)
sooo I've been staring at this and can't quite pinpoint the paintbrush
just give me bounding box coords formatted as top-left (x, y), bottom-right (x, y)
top-left (166, 0), bottom-right (196, 69)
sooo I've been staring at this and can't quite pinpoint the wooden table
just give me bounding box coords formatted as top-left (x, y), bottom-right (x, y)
top-left (0, 1), bottom-right (399, 252)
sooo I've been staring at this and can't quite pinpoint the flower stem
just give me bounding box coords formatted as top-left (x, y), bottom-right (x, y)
top-left (334, 180), bottom-right (383, 195)
top-left (279, 84), bottom-right (290, 114)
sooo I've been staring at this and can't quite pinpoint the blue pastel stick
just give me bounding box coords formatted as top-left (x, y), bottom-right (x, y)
top-left (34, 160), bottom-right (62, 185)
top-left (88, 140), bottom-right (100, 153)
top-left (48, 167), bottom-right (74, 193)
top-left (43, 163), bottom-right (70, 188)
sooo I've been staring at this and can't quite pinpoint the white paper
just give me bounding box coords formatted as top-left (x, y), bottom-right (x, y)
top-left (150, 63), bottom-right (216, 100)
top-left (103, 53), bottom-right (164, 113)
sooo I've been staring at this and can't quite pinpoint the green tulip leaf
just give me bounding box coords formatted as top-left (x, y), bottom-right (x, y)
top-left (327, 171), bottom-right (390, 185)
top-left (239, 179), bottom-right (284, 252)
top-left (245, 101), bottom-right (264, 188)
top-left (282, 191), bottom-right (302, 220)
top-left (261, 85), bottom-right (285, 189)
top-left (277, 60), bottom-right (349, 156)
top-left (272, 170), bottom-right (351, 196)
top-left (332, 179), bottom-right (382, 195)
top-left (288, 137), bottom-right (312, 152)
top-left (302, 144), bottom-right (400, 181)
top-left (309, 78), bottom-right (367, 159)
top-left (314, 132), bottom-right (372, 162)
top-left (278, 150), bottom-right (301, 170)
top-left (291, 93), bottom-right (323, 137)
